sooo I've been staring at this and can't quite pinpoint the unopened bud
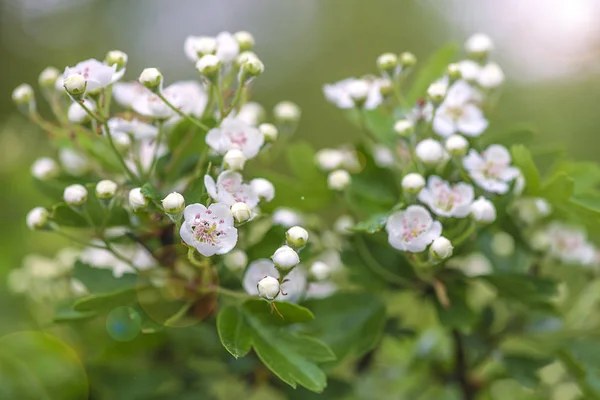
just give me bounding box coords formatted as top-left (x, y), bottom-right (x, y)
top-left (447, 63), bottom-right (462, 81)
top-left (465, 33), bottom-right (493, 60)
top-left (234, 31), bottom-right (255, 51)
top-left (63, 74), bottom-right (86, 96)
top-left (236, 51), bottom-right (259, 68)
top-left (478, 62), bottom-right (504, 89)
top-left (250, 178), bottom-right (275, 202)
top-left (31, 157), bottom-right (59, 180)
top-left (105, 50), bottom-right (128, 69)
top-left (427, 82), bottom-right (447, 104)
top-left (12, 84), bottom-right (35, 107)
top-left (243, 56), bottom-right (264, 77)
top-left (399, 52), bottom-right (417, 68)
top-left (259, 123), bottom-right (278, 142)
top-left (96, 180), bottom-right (118, 200)
top-left (430, 236), bottom-right (453, 260)
top-left (347, 79), bottom-right (370, 106)
top-left (231, 202), bottom-right (252, 223)
top-left (445, 134), bottom-right (469, 156)
top-left (271, 245), bottom-right (300, 270)
top-left (196, 54), bottom-right (221, 82)
top-left (112, 132), bottom-right (132, 153)
top-left (379, 79), bottom-right (394, 97)
top-left (162, 192), bottom-right (185, 214)
top-left (139, 68), bottom-right (163, 91)
top-left (470, 196), bottom-right (496, 223)
top-left (129, 187), bottom-right (149, 211)
top-left (26, 207), bottom-right (50, 231)
top-left (286, 226), bottom-right (309, 249)
top-left (327, 169), bottom-right (351, 191)
top-left (394, 119), bottom-right (414, 137)
top-left (223, 249), bottom-right (248, 271)
top-left (223, 149), bottom-right (246, 171)
top-left (64, 184), bottom-right (88, 206)
top-left (38, 67), bottom-right (60, 88)
top-left (415, 139), bottom-right (445, 166)
top-left (257, 276), bottom-right (280, 300)
top-left (310, 261), bottom-right (332, 281)
top-left (273, 101), bottom-right (301, 123)
top-left (402, 173), bottom-right (425, 194)
top-left (377, 53), bottom-right (399, 77)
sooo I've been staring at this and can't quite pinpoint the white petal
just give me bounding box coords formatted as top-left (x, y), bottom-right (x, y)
top-left (183, 203), bottom-right (207, 221)
top-left (433, 111), bottom-right (457, 137)
top-left (457, 105), bottom-right (488, 137)
top-left (204, 175), bottom-right (218, 200)
top-left (243, 259), bottom-right (278, 295)
top-left (207, 203), bottom-right (234, 227)
top-left (179, 221), bottom-right (196, 248)
top-left (462, 150), bottom-right (483, 171)
top-left (205, 128), bottom-right (224, 154)
top-left (215, 226), bottom-right (238, 255)
top-left (484, 145), bottom-right (511, 165)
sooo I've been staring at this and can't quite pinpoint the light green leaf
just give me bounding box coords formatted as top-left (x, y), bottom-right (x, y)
top-left (72, 261), bottom-right (138, 293)
top-left (52, 202), bottom-right (130, 228)
top-left (539, 172), bottom-right (574, 203)
top-left (482, 274), bottom-right (558, 308)
top-left (217, 306), bottom-right (252, 358)
top-left (511, 145), bottom-right (540, 194)
top-left (570, 193), bottom-right (600, 215)
top-left (72, 286), bottom-right (140, 312)
top-left (407, 43), bottom-right (459, 105)
top-left (351, 213), bottom-right (389, 234)
top-left (141, 183), bottom-right (162, 201)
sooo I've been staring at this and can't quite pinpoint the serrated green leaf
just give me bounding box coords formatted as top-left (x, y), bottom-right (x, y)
top-left (407, 43), bottom-right (459, 105)
top-left (141, 183), bottom-right (162, 201)
top-left (52, 202), bottom-right (130, 228)
top-left (73, 286), bottom-right (140, 312)
top-left (511, 145), bottom-right (540, 194)
top-left (217, 306), bottom-right (252, 359)
top-left (245, 300), bottom-right (315, 325)
top-left (351, 213), bottom-right (389, 234)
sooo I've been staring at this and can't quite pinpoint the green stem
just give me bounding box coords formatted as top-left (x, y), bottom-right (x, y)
top-left (223, 79), bottom-right (246, 118)
top-left (164, 301), bottom-right (194, 327)
top-left (453, 221), bottom-right (477, 247)
top-left (156, 92), bottom-right (209, 131)
top-left (149, 121), bottom-right (165, 176)
top-left (214, 84), bottom-right (226, 119)
top-left (103, 120), bottom-right (140, 183)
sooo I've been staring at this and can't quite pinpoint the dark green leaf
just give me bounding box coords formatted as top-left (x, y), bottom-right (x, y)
top-left (351, 213), bottom-right (389, 234)
top-left (53, 301), bottom-right (97, 323)
top-left (217, 306), bottom-right (252, 358)
top-left (52, 202), bottom-right (130, 228)
top-left (184, 176), bottom-right (205, 204)
top-left (511, 145), bottom-right (540, 194)
top-left (286, 141), bottom-right (322, 183)
top-left (503, 355), bottom-right (551, 388)
top-left (72, 261), bottom-right (138, 293)
top-left (434, 280), bottom-right (477, 330)
top-left (141, 183), bottom-right (162, 201)
top-left (73, 286), bottom-right (140, 312)
top-left (407, 43), bottom-right (459, 105)
top-left (482, 274), bottom-right (558, 307)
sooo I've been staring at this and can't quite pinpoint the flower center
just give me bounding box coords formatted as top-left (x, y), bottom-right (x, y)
top-left (401, 216), bottom-right (429, 242)
top-left (446, 105), bottom-right (464, 120)
top-left (229, 131), bottom-right (248, 147)
top-left (434, 186), bottom-right (462, 212)
top-left (481, 160), bottom-right (506, 179)
top-left (190, 211), bottom-right (227, 245)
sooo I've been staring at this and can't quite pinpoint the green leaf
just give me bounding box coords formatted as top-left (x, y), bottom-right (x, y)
top-left (554, 162), bottom-right (600, 194)
top-left (141, 183), bottom-right (162, 201)
top-left (52, 202), bottom-right (130, 228)
top-left (286, 141), bottom-right (322, 183)
top-left (570, 193), bottom-right (600, 215)
top-left (351, 213), bottom-right (389, 234)
top-left (73, 286), bottom-right (140, 312)
top-left (217, 307), bottom-right (252, 358)
top-left (483, 126), bottom-right (537, 147)
top-left (72, 261), bottom-right (138, 293)
top-left (362, 109), bottom-right (396, 144)
top-left (482, 274), bottom-right (558, 307)
top-left (184, 176), bottom-right (206, 204)
top-left (539, 172), bottom-right (574, 204)
top-left (53, 301), bottom-right (97, 323)
top-left (244, 300), bottom-right (314, 325)
top-left (300, 292), bottom-right (386, 363)
top-left (407, 43), bottom-right (459, 105)
top-left (434, 280), bottom-right (477, 330)
top-left (511, 145), bottom-right (540, 194)
top-left (503, 355), bottom-right (551, 388)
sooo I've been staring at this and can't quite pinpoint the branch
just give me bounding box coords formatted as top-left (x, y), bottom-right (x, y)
top-left (452, 329), bottom-right (477, 400)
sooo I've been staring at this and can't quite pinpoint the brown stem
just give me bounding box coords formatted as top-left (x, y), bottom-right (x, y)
top-left (452, 329), bottom-right (476, 400)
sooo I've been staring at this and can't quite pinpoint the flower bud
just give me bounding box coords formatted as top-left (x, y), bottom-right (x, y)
top-left (334, 215), bottom-right (354, 235)
top-left (162, 192), bottom-right (185, 214)
top-left (67, 100), bottom-right (95, 124)
top-left (257, 276), bottom-right (280, 300)
top-left (223, 149), bottom-right (246, 171)
top-left (190, 36), bottom-right (217, 57)
top-left (402, 173), bottom-right (425, 194)
top-left (96, 180), bottom-right (118, 200)
top-left (196, 54), bottom-right (221, 81)
top-left (458, 60), bottom-right (481, 83)
top-left (12, 84), bottom-right (34, 106)
top-left (223, 249), bottom-right (248, 271)
top-left (38, 67), bottom-right (60, 88)
top-left (377, 52), bottom-right (399, 77)
top-left (273, 101), bottom-right (301, 123)
top-left (129, 187), bottom-right (149, 211)
top-left (286, 226), bottom-right (309, 249)
top-left (242, 56), bottom-right (264, 77)
top-left (478, 62), bottom-right (504, 89)
top-left (64, 184), bottom-right (88, 206)
top-left (465, 33), bottom-right (493, 60)
top-left (231, 202), bottom-right (252, 223)
top-left (250, 178), bottom-right (275, 202)
top-left (63, 74), bottom-right (86, 96)
top-left (445, 134), bottom-right (469, 156)
top-left (105, 50), bottom-right (128, 69)
top-left (26, 207), bottom-right (50, 230)
top-left (347, 79), bottom-right (370, 106)
top-left (234, 31), bottom-right (255, 51)
top-left (259, 123), bottom-right (278, 142)
top-left (447, 63), bottom-right (462, 81)
top-left (310, 261), bottom-right (331, 281)
top-left (31, 157), bottom-right (59, 180)
top-left (399, 52), bottom-right (417, 68)
top-left (394, 119), bottom-right (414, 137)
top-left (379, 80), bottom-right (394, 97)
top-left (327, 169), bottom-right (351, 191)
top-left (427, 82), bottom-right (447, 104)
top-left (430, 236), bottom-right (453, 260)
top-left (139, 68), bottom-right (163, 91)
top-left (271, 245), bottom-right (300, 270)
top-left (415, 139), bottom-right (445, 167)
top-left (112, 132), bottom-right (132, 153)
top-left (235, 51), bottom-right (259, 68)
top-left (470, 196), bottom-right (496, 223)
top-left (490, 231), bottom-right (515, 257)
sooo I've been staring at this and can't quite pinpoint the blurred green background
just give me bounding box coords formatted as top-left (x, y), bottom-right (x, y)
top-left (1, 0), bottom-right (599, 395)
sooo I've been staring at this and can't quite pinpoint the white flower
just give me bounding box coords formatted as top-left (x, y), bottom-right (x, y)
top-left (180, 203), bottom-right (238, 257)
top-left (470, 196), bottom-right (496, 223)
top-left (243, 259), bottom-right (307, 302)
top-left (184, 36), bottom-right (217, 61)
top-left (205, 117), bottom-right (264, 159)
top-left (430, 236), bottom-right (453, 260)
top-left (402, 173), bottom-right (426, 194)
top-left (432, 81), bottom-right (487, 137)
top-left (415, 139), bottom-right (446, 166)
top-left (464, 33), bottom-right (494, 56)
top-left (231, 202), bottom-right (252, 223)
top-left (108, 117), bottom-right (158, 140)
top-left (323, 78), bottom-right (383, 109)
top-left (162, 192), bottom-right (185, 214)
top-left (234, 31), bottom-right (255, 50)
top-left (68, 99), bottom-right (95, 124)
top-left (63, 59), bottom-right (121, 94)
top-left (334, 215), bottom-right (355, 235)
top-left (327, 169), bottom-right (351, 190)
top-left (113, 81), bottom-right (147, 108)
top-left (445, 134), bottom-right (469, 156)
top-left (478, 62), bottom-right (504, 89)
top-left (386, 205), bottom-right (442, 252)
top-left (223, 149), bottom-right (246, 171)
top-left (196, 54), bottom-right (221, 76)
top-left (273, 101), bottom-right (301, 123)
top-left (310, 261), bottom-right (332, 281)
top-left (250, 178), bottom-right (275, 202)
top-left (204, 170), bottom-right (259, 208)
top-left (12, 84), bottom-right (34, 105)
top-left (132, 81), bottom-right (207, 120)
top-left (63, 184), bottom-right (88, 206)
top-left (544, 222), bottom-right (596, 265)
top-left (257, 276), bottom-right (280, 300)
top-left (463, 145), bottom-right (520, 194)
top-left (259, 123), bottom-right (278, 142)
top-left (81, 244), bottom-right (156, 278)
top-left (31, 157), bottom-right (59, 180)
top-left (315, 149), bottom-right (345, 171)
top-left (418, 176), bottom-right (474, 218)
top-left (223, 249), bottom-right (248, 271)
top-left (59, 148), bottom-right (88, 176)
top-left (448, 252), bottom-right (492, 277)
top-left (138, 68), bottom-right (163, 89)
top-left (511, 197), bottom-right (552, 225)
top-left (457, 60), bottom-right (482, 82)
top-left (26, 207), bottom-right (49, 230)
top-left (394, 119), bottom-right (414, 137)
top-left (96, 180), bottom-right (117, 199)
top-left (286, 226), bottom-right (309, 249)
top-left (272, 208), bottom-right (303, 227)
top-left (216, 31), bottom-right (240, 63)
top-left (105, 50), bottom-right (128, 68)
top-left (38, 67), bottom-right (60, 87)
top-left (427, 81), bottom-right (447, 103)
top-left (236, 102), bottom-right (265, 126)
top-left (129, 187), bottom-right (149, 211)
top-left (373, 145), bottom-right (395, 167)
top-left (272, 245), bottom-right (300, 270)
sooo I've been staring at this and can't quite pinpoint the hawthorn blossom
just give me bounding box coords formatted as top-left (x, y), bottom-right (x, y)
top-left (418, 176), bottom-right (474, 218)
top-left (386, 205), bottom-right (442, 252)
top-left (180, 203), bottom-right (238, 257)
top-left (463, 145), bottom-right (520, 194)
top-left (107, 117), bottom-right (158, 140)
top-left (242, 259), bottom-right (307, 303)
top-left (80, 243), bottom-right (156, 278)
top-left (323, 77), bottom-right (384, 110)
top-left (184, 36), bottom-right (217, 61)
top-left (272, 207), bottom-right (303, 227)
top-left (543, 222), bottom-right (596, 266)
top-left (204, 170), bottom-right (259, 208)
top-left (216, 31), bottom-right (240, 63)
top-left (235, 102), bottom-right (265, 126)
top-left (432, 80), bottom-right (487, 137)
top-left (62, 59), bottom-right (123, 94)
top-left (132, 81), bottom-right (207, 120)
top-left (205, 117), bottom-right (264, 159)
top-left (113, 81), bottom-right (147, 108)
top-left (126, 140), bottom-right (167, 178)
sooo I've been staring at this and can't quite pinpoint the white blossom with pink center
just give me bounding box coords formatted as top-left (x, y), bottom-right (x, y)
top-left (62, 59), bottom-right (123, 93)
top-left (432, 80), bottom-right (488, 137)
top-left (180, 203), bottom-right (238, 257)
top-left (463, 144), bottom-right (520, 194)
top-left (418, 176), bottom-right (474, 218)
top-left (107, 117), bottom-right (158, 140)
top-left (132, 81), bottom-right (207, 120)
top-left (216, 31), bottom-right (240, 63)
top-left (242, 259), bottom-right (307, 303)
top-left (323, 77), bottom-right (384, 110)
top-left (544, 222), bottom-right (596, 266)
top-left (386, 205), bottom-right (442, 252)
top-left (204, 170), bottom-right (259, 208)
top-left (113, 81), bottom-right (148, 108)
top-left (205, 117), bottom-right (264, 159)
